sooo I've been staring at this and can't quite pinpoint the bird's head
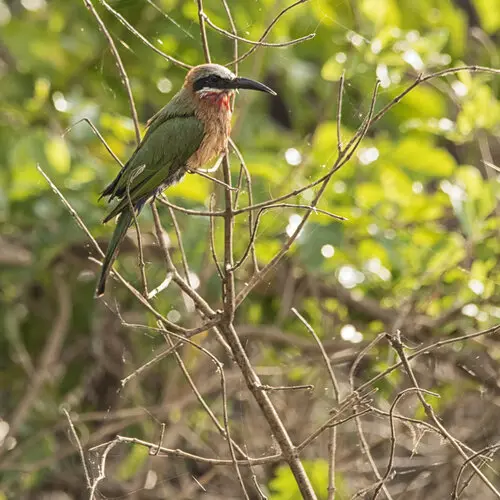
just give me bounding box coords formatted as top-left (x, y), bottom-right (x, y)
top-left (185, 64), bottom-right (276, 106)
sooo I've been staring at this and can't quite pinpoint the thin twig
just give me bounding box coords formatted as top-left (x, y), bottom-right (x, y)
top-left (62, 409), bottom-right (92, 491)
top-left (126, 168), bottom-right (148, 296)
top-left (235, 80), bottom-right (380, 308)
top-left (209, 194), bottom-right (224, 280)
top-left (227, 0), bottom-right (312, 65)
top-left (63, 118), bottom-right (123, 167)
top-left (165, 198), bottom-right (191, 283)
top-left (187, 166), bottom-right (238, 191)
top-left (336, 71), bottom-right (345, 153)
top-left (371, 66), bottom-right (500, 126)
top-left (453, 443), bottom-right (500, 499)
top-left (229, 140), bottom-right (259, 271)
top-left (221, 0), bottom-right (238, 74)
top-left (261, 384), bottom-right (314, 392)
top-left (196, 0), bottom-right (211, 63)
top-left (292, 308), bottom-right (340, 500)
top-left (356, 324), bottom-right (500, 395)
top-left (97, 0), bottom-right (191, 69)
top-left (202, 11), bottom-right (314, 47)
top-left (88, 440), bottom-right (118, 499)
top-left (298, 408), bottom-right (372, 452)
top-left (372, 388), bottom-right (439, 500)
top-left (158, 195), bottom-right (224, 217)
top-left (82, 0), bottom-right (140, 144)
top-left (222, 154), bottom-right (236, 322)
top-left (232, 203), bottom-right (345, 272)
top-left (158, 323), bottom-right (249, 499)
top-left (387, 330), bottom-right (500, 499)
top-left (218, 323), bottom-right (318, 499)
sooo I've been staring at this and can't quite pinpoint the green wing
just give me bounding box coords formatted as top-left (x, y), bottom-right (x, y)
top-left (103, 115), bottom-right (204, 222)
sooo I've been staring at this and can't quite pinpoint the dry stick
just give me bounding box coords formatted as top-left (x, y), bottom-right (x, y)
top-left (63, 118), bottom-right (123, 167)
top-left (158, 196), bottom-right (224, 217)
top-left (219, 321), bottom-right (319, 499)
top-left (261, 384), bottom-right (313, 392)
top-left (215, 198), bottom-right (320, 500)
top-left (371, 65), bottom-right (500, 126)
top-left (222, 154), bottom-right (236, 322)
top-left (220, 0), bottom-right (238, 74)
top-left (209, 194), bottom-right (224, 279)
top-left (150, 205), bottom-right (217, 316)
top-left (245, 443), bottom-right (268, 500)
top-left (121, 338), bottom-right (180, 388)
top-left (88, 440), bottom-right (118, 500)
top-left (453, 443), bottom-right (500, 499)
top-left (62, 409), bottom-right (92, 491)
top-left (153, 422), bottom-right (166, 456)
top-left (235, 81), bottom-right (380, 308)
top-left (187, 166), bottom-right (238, 191)
top-left (298, 408), bottom-right (372, 452)
top-left (351, 412), bottom-right (395, 500)
top-left (196, 0), bottom-right (211, 63)
top-left (356, 324), bottom-right (500, 395)
top-left (233, 203), bottom-right (345, 272)
top-left (82, 0), bottom-right (158, 302)
top-left (232, 65), bottom-right (500, 219)
top-left (292, 308), bottom-right (340, 500)
top-left (371, 388), bottom-right (439, 500)
top-left (387, 330), bottom-right (500, 499)
top-left (165, 199), bottom-right (191, 283)
top-left (159, 324), bottom-right (249, 500)
top-left (37, 165), bottom-right (205, 336)
top-left (103, 403), bottom-right (369, 469)
top-left (229, 140), bottom-right (259, 272)
top-left (97, 0), bottom-right (191, 69)
top-left (110, 435), bottom-right (282, 466)
top-left (153, 325), bottom-right (246, 457)
top-left (151, 203), bottom-right (234, 359)
top-left (143, 0), bottom-right (195, 41)
top-left (201, 11), bottom-right (314, 47)
top-left (336, 72), bottom-right (345, 153)
top-left (126, 170), bottom-right (148, 296)
top-left (369, 406), bottom-right (441, 439)
top-left (346, 330), bottom-right (391, 499)
top-left (82, 0), bottom-right (140, 144)
top-left (227, 0), bottom-right (312, 65)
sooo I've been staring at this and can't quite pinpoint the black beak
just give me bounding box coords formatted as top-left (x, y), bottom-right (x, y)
top-left (231, 77), bottom-right (277, 96)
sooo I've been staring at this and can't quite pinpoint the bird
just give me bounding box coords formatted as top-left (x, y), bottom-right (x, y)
top-left (95, 63), bottom-right (276, 297)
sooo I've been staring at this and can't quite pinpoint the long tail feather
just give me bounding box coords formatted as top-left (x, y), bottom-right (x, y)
top-left (95, 210), bottom-right (133, 297)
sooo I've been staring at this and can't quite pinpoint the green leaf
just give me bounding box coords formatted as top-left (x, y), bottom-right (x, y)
top-left (355, 183), bottom-right (385, 209)
top-left (473, 0), bottom-right (500, 33)
top-left (269, 460), bottom-right (344, 499)
top-left (45, 136), bottom-right (71, 174)
top-left (390, 137), bottom-right (456, 177)
top-left (117, 444), bottom-right (149, 481)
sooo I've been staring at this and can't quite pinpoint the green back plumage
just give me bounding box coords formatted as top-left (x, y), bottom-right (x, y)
top-left (96, 89), bottom-right (205, 296)
top-left (103, 115), bottom-right (204, 221)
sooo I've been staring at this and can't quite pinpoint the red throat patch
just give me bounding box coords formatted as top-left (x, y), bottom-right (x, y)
top-left (204, 92), bottom-right (231, 111)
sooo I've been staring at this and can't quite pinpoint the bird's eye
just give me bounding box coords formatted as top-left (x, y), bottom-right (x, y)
top-left (208, 75), bottom-right (218, 84)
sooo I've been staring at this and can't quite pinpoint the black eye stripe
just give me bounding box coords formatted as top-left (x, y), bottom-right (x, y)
top-left (193, 75), bottom-right (231, 92)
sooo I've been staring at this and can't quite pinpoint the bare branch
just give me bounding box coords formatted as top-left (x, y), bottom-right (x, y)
top-left (82, 0), bottom-right (140, 144)
top-left (202, 11), bottom-right (314, 47)
top-left (97, 0), bottom-right (191, 69)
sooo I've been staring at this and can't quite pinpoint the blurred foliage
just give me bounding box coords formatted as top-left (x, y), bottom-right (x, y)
top-left (1, 0), bottom-right (500, 498)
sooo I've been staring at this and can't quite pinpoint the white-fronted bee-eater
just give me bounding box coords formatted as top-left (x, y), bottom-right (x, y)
top-left (96, 63), bottom-right (276, 296)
